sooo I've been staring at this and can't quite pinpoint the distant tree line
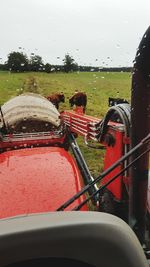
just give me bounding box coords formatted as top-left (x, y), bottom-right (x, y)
top-left (0, 51), bottom-right (132, 73)
top-left (78, 66), bottom-right (132, 72)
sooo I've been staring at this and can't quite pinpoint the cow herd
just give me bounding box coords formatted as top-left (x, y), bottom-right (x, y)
top-left (46, 91), bottom-right (87, 112)
top-left (46, 91), bottom-right (129, 113)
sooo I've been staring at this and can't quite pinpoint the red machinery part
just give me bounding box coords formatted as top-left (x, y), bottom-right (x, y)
top-left (102, 128), bottom-right (125, 201)
top-left (0, 147), bottom-right (87, 218)
top-left (61, 110), bottom-right (127, 202)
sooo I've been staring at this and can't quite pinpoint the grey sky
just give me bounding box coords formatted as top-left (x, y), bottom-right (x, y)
top-left (0, 0), bottom-right (150, 67)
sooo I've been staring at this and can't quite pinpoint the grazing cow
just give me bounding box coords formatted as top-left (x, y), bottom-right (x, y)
top-left (47, 93), bottom-right (65, 109)
top-left (69, 92), bottom-right (87, 112)
top-left (108, 97), bottom-right (129, 107)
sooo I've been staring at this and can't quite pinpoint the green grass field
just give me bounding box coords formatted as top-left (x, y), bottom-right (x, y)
top-left (0, 71), bottom-right (131, 176)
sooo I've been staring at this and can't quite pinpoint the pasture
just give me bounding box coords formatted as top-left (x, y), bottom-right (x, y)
top-left (0, 71), bottom-right (131, 176)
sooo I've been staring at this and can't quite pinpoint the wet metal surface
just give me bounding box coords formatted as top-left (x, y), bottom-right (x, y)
top-left (0, 147), bottom-right (87, 218)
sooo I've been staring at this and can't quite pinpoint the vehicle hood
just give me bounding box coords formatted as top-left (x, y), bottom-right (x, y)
top-left (0, 147), bottom-right (86, 218)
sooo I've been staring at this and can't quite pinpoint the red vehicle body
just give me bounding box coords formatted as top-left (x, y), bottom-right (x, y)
top-left (0, 27), bottom-right (149, 267)
top-left (0, 147), bottom-right (87, 218)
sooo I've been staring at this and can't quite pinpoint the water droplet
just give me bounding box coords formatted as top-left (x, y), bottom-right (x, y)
top-left (22, 126), bottom-right (26, 130)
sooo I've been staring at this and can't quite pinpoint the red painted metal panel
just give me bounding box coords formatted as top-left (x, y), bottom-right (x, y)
top-left (0, 147), bottom-right (88, 218)
top-left (102, 129), bottom-right (124, 201)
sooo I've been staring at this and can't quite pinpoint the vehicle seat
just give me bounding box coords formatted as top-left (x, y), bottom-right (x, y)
top-left (0, 211), bottom-right (148, 267)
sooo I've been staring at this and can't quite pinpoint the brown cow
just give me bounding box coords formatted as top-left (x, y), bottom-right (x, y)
top-left (69, 91), bottom-right (87, 112)
top-left (47, 93), bottom-right (65, 109)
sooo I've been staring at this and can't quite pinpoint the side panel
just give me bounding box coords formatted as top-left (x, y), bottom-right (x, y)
top-left (102, 129), bottom-right (124, 201)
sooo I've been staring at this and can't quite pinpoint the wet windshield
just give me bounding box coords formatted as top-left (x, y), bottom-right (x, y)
top-left (0, 0), bottom-right (149, 218)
